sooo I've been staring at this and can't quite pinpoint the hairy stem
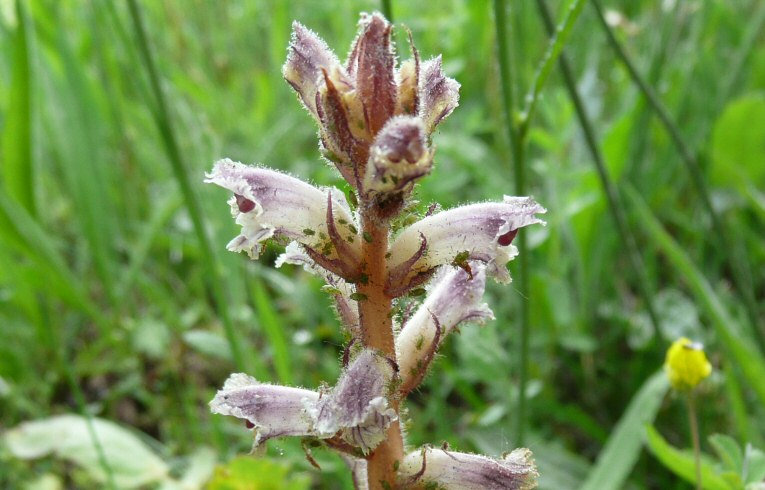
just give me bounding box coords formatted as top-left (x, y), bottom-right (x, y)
top-left (358, 212), bottom-right (403, 488)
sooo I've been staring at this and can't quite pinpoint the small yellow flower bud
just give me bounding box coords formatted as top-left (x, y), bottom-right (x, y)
top-left (664, 337), bottom-right (712, 391)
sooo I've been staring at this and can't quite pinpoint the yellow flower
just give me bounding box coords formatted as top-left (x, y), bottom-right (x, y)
top-left (664, 337), bottom-right (712, 391)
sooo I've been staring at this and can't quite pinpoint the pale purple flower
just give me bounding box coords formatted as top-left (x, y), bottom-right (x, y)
top-left (209, 349), bottom-right (395, 454)
top-left (419, 55), bottom-right (461, 134)
top-left (204, 159), bottom-right (360, 268)
top-left (396, 262), bottom-right (494, 390)
top-left (388, 196), bottom-right (547, 291)
top-left (282, 22), bottom-right (343, 121)
top-left (398, 447), bottom-right (539, 489)
top-left (307, 349), bottom-right (397, 453)
top-left (209, 374), bottom-right (319, 448)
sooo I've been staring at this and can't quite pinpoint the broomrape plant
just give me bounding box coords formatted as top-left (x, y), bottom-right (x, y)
top-left (206, 12), bottom-right (545, 489)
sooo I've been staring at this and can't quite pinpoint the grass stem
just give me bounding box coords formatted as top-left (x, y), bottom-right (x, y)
top-left (534, 0), bottom-right (661, 336)
top-left (687, 392), bottom-right (702, 490)
top-left (126, 0), bottom-right (250, 373)
top-left (493, 0), bottom-right (529, 446)
top-left (591, 0), bottom-right (762, 345)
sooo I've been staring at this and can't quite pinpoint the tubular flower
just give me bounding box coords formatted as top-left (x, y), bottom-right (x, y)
top-left (396, 262), bottom-right (494, 390)
top-left (664, 337), bottom-right (712, 391)
top-left (387, 197), bottom-right (546, 292)
top-left (398, 447), bottom-right (539, 489)
top-left (209, 349), bottom-right (396, 453)
top-left (205, 159), bottom-right (361, 278)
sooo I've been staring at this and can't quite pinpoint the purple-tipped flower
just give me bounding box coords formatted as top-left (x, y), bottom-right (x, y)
top-left (396, 262), bottom-right (494, 390)
top-left (419, 56), bottom-right (461, 134)
top-left (209, 374), bottom-right (319, 448)
top-left (205, 159), bottom-right (360, 269)
top-left (388, 196), bottom-right (547, 290)
top-left (283, 22), bottom-right (343, 122)
top-left (308, 349), bottom-right (397, 453)
top-left (398, 447), bottom-right (539, 489)
top-left (210, 350), bottom-right (395, 454)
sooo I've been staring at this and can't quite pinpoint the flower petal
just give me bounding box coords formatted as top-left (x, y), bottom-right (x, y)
top-left (396, 262), bottom-right (494, 388)
top-left (283, 21), bottom-right (343, 120)
top-left (209, 373), bottom-right (319, 448)
top-left (205, 159), bottom-right (360, 260)
top-left (399, 447), bottom-right (539, 490)
top-left (419, 56), bottom-right (460, 133)
top-left (306, 349), bottom-right (397, 453)
top-left (388, 196), bottom-right (546, 284)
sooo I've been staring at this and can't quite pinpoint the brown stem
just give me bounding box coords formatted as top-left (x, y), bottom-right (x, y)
top-left (357, 211), bottom-right (404, 489)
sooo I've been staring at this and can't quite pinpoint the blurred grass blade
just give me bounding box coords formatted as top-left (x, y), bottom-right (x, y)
top-left (0, 192), bottom-right (108, 331)
top-left (2, 0), bottom-right (35, 215)
top-left (520, 0), bottom-right (585, 131)
top-left (125, 0), bottom-right (250, 373)
top-left (250, 277), bottom-right (292, 384)
top-left (645, 425), bottom-right (734, 490)
top-left (117, 191), bottom-right (182, 299)
top-left (492, 0), bottom-right (529, 446)
top-left (534, 0), bottom-right (661, 336)
top-left (625, 186), bottom-right (765, 407)
top-left (580, 372), bottom-right (669, 490)
top-left (591, 0), bottom-right (762, 338)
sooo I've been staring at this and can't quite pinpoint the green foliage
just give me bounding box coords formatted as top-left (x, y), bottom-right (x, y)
top-left (0, 0), bottom-right (764, 488)
top-left (208, 457), bottom-right (311, 490)
top-left (580, 372), bottom-right (669, 490)
top-left (646, 427), bottom-right (765, 490)
top-left (711, 94), bottom-right (765, 190)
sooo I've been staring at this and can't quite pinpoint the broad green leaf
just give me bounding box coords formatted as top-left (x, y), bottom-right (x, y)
top-left (710, 434), bottom-right (744, 474)
top-left (645, 425), bottom-right (735, 490)
top-left (182, 329), bottom-right (232, 361)
top-left (745, 445), bottom-right (765, 484)
top-left (579, 372), bottom-right (669, 490)
top-left (710, 94), bottom-right (765, 189)
top-left (4, 415), bottom-right (168, 488)
top-left (207, 456), bottom-right (310, 490)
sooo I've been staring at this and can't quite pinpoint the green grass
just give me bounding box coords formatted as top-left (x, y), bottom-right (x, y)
top-left (1, 0), bottom-right (764, 488)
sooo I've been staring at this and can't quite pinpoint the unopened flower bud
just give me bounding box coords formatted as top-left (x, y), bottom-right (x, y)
top-left (664, 337), bottom-right (712, 391)
top-left (362, 116), bottom-right (432, 198)
top-left (347, 13), bottom-right (396, 136)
